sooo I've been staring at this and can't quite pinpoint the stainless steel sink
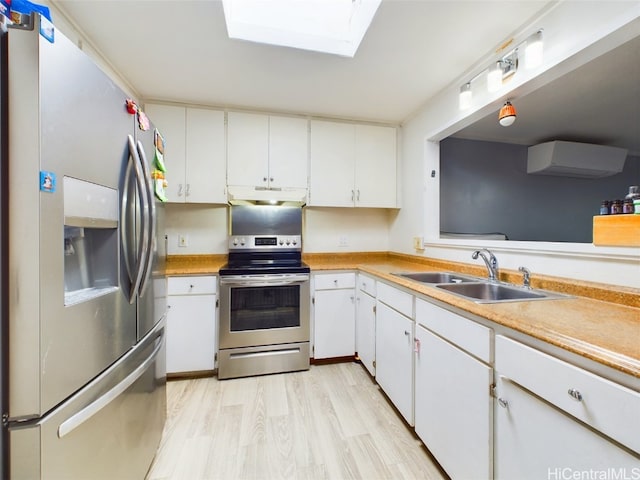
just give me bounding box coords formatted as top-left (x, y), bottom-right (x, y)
top-left (393, 272), bottom-right (478, 284)
top-left (435, 282), bottom-right (567, 303)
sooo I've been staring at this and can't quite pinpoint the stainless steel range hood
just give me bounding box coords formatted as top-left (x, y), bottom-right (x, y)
top-left (227, 185), bottom-right (307, 206)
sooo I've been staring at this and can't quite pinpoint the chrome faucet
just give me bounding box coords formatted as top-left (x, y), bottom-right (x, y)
top-left (472, 248), bottom-right (499, 281)
top-left (518, 266), bottom-right (532, 289)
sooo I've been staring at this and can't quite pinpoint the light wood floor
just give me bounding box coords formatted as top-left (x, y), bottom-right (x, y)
top-left (146, 362), bottom-right (448, 480)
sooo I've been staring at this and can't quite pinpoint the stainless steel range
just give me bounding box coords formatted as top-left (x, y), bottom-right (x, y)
top-left (218, 205), bottom-right (310, 379)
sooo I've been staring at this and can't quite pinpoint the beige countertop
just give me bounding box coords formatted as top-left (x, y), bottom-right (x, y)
top-left (165, 254), bottom-right (228, 276)
top-left (165, 252), bottom-right (640, 379)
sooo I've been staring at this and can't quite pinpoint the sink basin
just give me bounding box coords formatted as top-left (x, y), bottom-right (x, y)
top-left (394, 272), bottom-right (477, 284)
top-left (435, 282), bottom-right (567, 303)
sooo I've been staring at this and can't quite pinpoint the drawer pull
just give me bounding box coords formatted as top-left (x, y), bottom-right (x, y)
top-left (498, 398), bottom-right (509, 409)
top-left (567, 388), bottom-right (583, 402)
top-left (404, 330), bottom-right (411, 336)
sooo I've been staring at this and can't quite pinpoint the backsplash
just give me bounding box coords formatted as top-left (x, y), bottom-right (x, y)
top-left (164, 204), bottom-right (393, 255)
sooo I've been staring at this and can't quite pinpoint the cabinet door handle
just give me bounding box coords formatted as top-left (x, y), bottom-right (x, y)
top-left (177, 184), bottom-right (183, 196)
top-left (185, 184), bottom-right (190, 197)
top-left (567, 388), bottom-right (583, 402)
top-left (404, 330), bottom-right (410, 336)
top-left (414, 338), bottom-right (421, 353)
top-left (498, 398), bottom-right (509, 409)
top-left (351, 189), bottom-right (355, 202)
top-left (263, 177), bottom-right (268, 182)
top-left (270, 177), bottom-right (274, 182)
top-left (357, 189), bottom-right (360, 201)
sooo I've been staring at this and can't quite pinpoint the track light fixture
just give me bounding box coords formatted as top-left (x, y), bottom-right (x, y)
top-left (458, 29), bottom-right (543, 110)
top-left (459, 83), bottom-right (472, 110)
top-left (525, 30), bottom-right (544, 69)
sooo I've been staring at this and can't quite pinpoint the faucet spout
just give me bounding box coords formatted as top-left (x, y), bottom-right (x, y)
top-left (472, 248), bottom-right (499, 281)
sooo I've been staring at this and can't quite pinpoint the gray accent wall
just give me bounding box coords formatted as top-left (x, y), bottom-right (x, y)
top-left (440, 138), bottom-right (640, 243)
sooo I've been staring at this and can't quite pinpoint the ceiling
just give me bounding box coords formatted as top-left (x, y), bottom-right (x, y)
top-left (52, 0), bottom-right (551, 124)
top-left (452, 33), bottom-right (640, 155)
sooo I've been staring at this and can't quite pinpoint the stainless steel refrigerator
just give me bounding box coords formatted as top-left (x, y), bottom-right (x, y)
top-left (0, 13), bottom-right (167, 479)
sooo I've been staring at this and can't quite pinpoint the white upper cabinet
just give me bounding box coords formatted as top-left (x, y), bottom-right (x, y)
top-left (268, 115), bottom-right (309, 189)
top-left (354, 124), bottom-right (397, 208)
top-left (185, 108), bottom-right (226, 203)
top-left (309, 120), bottom-right (355, 207)
top-left (227, 112), bottom-right (308, 190)
top-left (145, 104), bottom-right (226, 203)
top-left (226, 112), bottom-right (268, 188)
top-left (309, 120), bottom-right (397, 208)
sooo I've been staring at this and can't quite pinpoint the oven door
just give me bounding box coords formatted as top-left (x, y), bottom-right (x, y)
top-left (219, 274), bottom-right (310, 349)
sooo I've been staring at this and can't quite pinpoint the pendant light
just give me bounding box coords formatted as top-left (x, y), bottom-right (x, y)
top-left (498, 101), bottom-right (517, 127)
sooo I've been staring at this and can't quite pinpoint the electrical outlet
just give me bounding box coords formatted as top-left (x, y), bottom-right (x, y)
top-left (413, 236), bottom-right (424, 250)
top-left (178, 234), bottom-right (189, 247)
top-left (338, 235), bottom-right (349, 247)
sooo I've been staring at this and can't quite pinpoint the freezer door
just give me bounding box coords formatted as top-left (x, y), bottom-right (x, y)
top-left (10, 320), bottom-right (166, 480)
top-left (8, 21), bottom-right (136, 418)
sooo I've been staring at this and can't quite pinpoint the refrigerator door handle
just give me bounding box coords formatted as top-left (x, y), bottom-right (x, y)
top-left (136, 140), bottom-right (156, 298)
top-left (123, 135), bottom-right (149, 304)
top-left (121, 146), bottom-right (135, 283)
top-left (57, 325), bottom-right (166, 439)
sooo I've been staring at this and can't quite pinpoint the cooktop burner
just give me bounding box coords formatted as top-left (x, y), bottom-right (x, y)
top-left (218, 262), bottom-right (310, 277)
top-left (219, 251), bottom-right (309, 276)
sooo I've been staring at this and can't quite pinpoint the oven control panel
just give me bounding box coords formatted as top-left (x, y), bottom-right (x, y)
top-left (228, 235), bottom-right (302, 250)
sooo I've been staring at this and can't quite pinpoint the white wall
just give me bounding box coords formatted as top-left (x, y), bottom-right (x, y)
top-left (164, 204), bottom-right (228, 255)
top-left (391, 1), bottom-right (640, 288)
top-left (303, 208), bottom-right (391, 253)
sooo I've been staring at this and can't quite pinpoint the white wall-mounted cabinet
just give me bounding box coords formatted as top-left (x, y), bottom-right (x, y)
top-left (375, 282), bottom-right (414, 425)
top-left (356, 274), bottom-right (376, 376)
top-left (414, 299), bottom-right (493, 479)
top-left (144, 104), bottom-right (226, 204)
top-left (494, 335), bottom-right (640, 478)
top-left (166, 276), bottom-right (217, 374)
top-left (227, 111), bottom-right (308, 190)
top-left (309, 120), bottom-right (397, 208)
top-left (312, 272), bottom-right (356, 359)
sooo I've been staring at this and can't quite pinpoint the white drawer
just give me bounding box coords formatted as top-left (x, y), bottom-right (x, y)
top-left (314, 272), bottom-right (356, 290)
top-left (496, 335), bottom-right (640, 454)
top-left (416, 298), bottom-right (491, 363)
top-left (357, 274), bottom-right (376, 297)
top-left (167, 276), bottom-right (217, 295)
top-left (376, 282), bottom-right (413, 318)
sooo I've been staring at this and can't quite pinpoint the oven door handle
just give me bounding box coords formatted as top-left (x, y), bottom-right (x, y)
top-left (219, 277), bottom-right (309, 287)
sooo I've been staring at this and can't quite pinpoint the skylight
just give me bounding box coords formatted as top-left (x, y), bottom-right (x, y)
top-left (221, 0), bottom-right (382, 57)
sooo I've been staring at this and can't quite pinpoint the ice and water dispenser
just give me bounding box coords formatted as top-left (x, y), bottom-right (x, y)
top-left (63, 176), bottom-right (119, 305)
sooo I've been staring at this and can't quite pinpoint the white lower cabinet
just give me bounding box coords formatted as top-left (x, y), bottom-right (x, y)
top-left (166, 276), bottom-right (217, 374)
top-left (414, 298), bottom-right (493, 479)
top-left (355, 277), bottom-right (376, 376)
top-left (414, 323), bottom-right (493, 479)
top-left (312, 272), bottom-right (356, 359)
top-left (375, 283), bottom-right (414, 425)
top-left (494, 335), bottom-right (640, 479)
